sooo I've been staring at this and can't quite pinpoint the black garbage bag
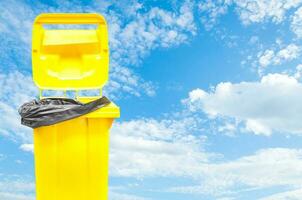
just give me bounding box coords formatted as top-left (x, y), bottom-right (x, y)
top-left (19, 97), bottom-right (110, 128)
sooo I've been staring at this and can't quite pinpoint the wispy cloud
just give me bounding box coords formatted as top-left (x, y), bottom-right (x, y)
top-left (0, 71), bottom-right (36, 143)
top-left (257, 44), bottom-right (301, 73)
top-left (234, 0), bottom-right (302, 25)
top-left (105, 0), bottom-right (196, 97)
top-left (260, 188), bottom-right (302, 200)
top-left (110, 190), bottom-right (150, 200)
top-left (198, 0), bottom-right (231, 30)
top-left (0, 175), bottom-right (35, 200)
top-left (19, 144), bottom-right (33, 153)
top-left (291, 6), bottom-right (302, 38)
top-left (167, 148), bottom-right (302, 198)
top-left (196, 0), bottom-right (302, 29)
top-left (110, 117), bottom-right (210, 177)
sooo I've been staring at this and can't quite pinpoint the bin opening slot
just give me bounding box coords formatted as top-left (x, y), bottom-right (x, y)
top-left (43, 30), bottom-right (99, 46)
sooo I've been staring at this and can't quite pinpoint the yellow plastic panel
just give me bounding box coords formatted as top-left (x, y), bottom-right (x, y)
top-left (32, 13), bottom-right (109, 90)
top-left (34, 117), bottom-right (114, 200)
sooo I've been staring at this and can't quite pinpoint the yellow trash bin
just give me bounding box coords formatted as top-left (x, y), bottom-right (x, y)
top-left (31, 13), bottom-right (120, 200)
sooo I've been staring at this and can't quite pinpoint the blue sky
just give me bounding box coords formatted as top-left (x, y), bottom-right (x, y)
top-left (2, 0), bottom-right (302, 199)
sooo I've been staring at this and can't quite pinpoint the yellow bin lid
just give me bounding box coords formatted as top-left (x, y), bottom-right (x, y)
top-left (32, 13), bottom-right (109, 91)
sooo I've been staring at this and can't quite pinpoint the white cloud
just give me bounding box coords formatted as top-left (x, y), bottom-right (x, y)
top-left (277, 44), bottom-right (300, 61)
top-left (110, 118), bottom-right (210, 177)
top-left (167, 148), bottom-right (302, 197)
top-left (217, 122), bottom-right (237, 136)
top-left (184, 73), bottom-right (302, 135)
top-left (107, 1), bottom-right (196, 97)
top-left (0, 192), bottom-right (35, 200)
top-left (19, 144), bottom-right (34, 153)
top-left (0, 71), bottom-right (37, 143)
top-left (234, 0), bottom-right (302, 24)
top-left (294, 64), bottom-right (302, 79)
top-left (110, 119), bottom-right (302, 198)
top-left (0, 176), bottom-right (35, 200)
top-left (258, 44), bottom-right (301, 68)
top-left (198, 0), bottom-right (232, 29)
top-left (258, 50), bottom-right (275, 67)
top-left (197, 0), bottom-right (302, 28)
top-left (110, 191), bottom-right (150, 200)
top-left (291, 6), bottom-right (302, 38)
top-left (188, 88), bottom-right (208, 102)
top-left (260, 188), bottom-right (302, 200)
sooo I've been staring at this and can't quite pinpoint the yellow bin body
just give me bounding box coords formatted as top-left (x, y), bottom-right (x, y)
top-left (31, 13), bottom-right (119, 200)
top-left (34, 103), bottom-right (119, 200)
